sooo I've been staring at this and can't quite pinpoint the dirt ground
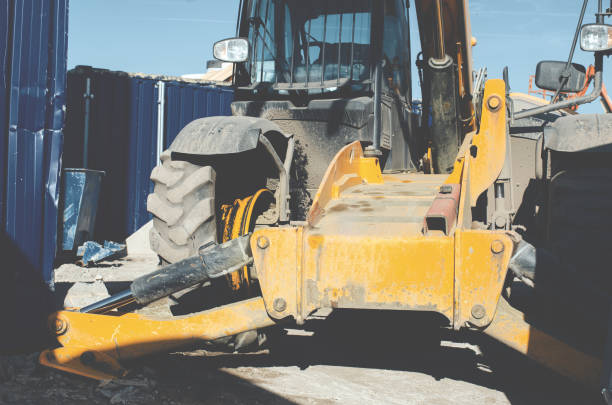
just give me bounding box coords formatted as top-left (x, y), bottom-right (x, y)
top-left (0, 310), bottom-right (603, 405)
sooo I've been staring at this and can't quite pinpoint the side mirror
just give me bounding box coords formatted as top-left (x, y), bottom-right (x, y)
top-left (213, 38), bottom-right (249, 63)
top-left (535, 61), bottom-right (586, 93)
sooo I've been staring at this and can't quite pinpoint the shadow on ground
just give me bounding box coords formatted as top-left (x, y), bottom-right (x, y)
top-left (139, 310), bottom-right (601, 405)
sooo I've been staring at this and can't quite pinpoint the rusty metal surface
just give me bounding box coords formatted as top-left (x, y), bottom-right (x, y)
top-left (425, 183), bottom-right (461, 235)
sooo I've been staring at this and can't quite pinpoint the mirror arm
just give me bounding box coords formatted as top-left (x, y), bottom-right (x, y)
top-left (513, 53), bottom-right (603, 120)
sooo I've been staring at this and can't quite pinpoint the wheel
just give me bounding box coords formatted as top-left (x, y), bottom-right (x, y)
top-left (146, 147), bottom-right (276, 352)
top-left (147, 150), bottom-right (216, 264)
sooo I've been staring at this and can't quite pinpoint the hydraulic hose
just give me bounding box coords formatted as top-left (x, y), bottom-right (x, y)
top-left (80, 234), bottom-right (253, 314)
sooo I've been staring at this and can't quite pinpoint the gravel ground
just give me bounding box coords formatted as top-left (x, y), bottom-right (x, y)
top-left (0, 312), bottom-right (603, 405)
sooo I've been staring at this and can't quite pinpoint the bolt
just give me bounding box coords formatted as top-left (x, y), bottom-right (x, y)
top-left (487, 96), bottom-right (501, 110)
top-left (487, 95), bottom-right (501, 111)
top-left (53, 318), bottom-right (68, 335)
top-left (80, 352), bottom-right (95, 366)
top-left (494, 216), bottom-right (506, 229)
top-left (491, 239), bottom-right (505, 254)
top-left (471, 304), bottom-right (486, 320)
top-left (439, 185), bottom-right (453, 194)
top-left (257, 236), bottom-right (270, 250)
top-left (273, 298), bottom-right (287, 312)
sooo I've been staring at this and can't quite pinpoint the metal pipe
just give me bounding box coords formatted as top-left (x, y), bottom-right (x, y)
top-left (434, 0), bottom-right (446, 60)
top-left (283, 136), bottom-right (295, 174)
top-left (551, 0), bottom-right (589, 103)
top-left (259, 135), bottom-right (291, 222)
top-left (80, 289), bottom-right (134, 314)
top-left (155, 80), bottom-right (165, 164)
top-left (82, 77), bottom-right (93, 168)
top-left (514, 54), bottom-right (603, 120)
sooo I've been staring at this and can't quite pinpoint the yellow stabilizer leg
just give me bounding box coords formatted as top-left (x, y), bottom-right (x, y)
top-left (40, 297), bottom-right (275, 380)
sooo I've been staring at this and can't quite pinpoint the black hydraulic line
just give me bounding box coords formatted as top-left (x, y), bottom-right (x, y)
top-left (236, 0), bottom-right (243, 35)
top-left (551, 0), bottom-right (589, 103)
top-left (80, 235), bottom-right (253, 314)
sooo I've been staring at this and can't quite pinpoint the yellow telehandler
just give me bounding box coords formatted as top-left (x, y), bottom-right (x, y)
top-left (40, 0), bottom-right (612, 400)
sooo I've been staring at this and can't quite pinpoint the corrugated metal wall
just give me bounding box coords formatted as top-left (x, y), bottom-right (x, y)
top-left (64, 67), bottom-right (234, 243)
top-left (164, 81), bottom-right (233, 148)
top-left (0, 0), bottom-right (68, 284)
top-left (1, 0), bottom-right (68, 350)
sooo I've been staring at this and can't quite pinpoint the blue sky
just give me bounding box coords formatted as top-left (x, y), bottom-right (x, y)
top-left (68, 0), bottom-right (610, 113)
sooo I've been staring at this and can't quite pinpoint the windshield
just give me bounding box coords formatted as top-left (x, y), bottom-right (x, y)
top-left (246, 0), bottom-right (373, 90)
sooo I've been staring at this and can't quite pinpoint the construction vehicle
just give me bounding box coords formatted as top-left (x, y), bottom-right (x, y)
top-left (39, 0), bottom-right (612, 399)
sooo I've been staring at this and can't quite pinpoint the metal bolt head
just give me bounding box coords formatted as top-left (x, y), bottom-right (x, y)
top-left (80, 352), bottom-right (95, 366)
top-left (491, 239), bottom-right (505, 254)
top-left (257, 236), bottom-right (270, 250)
top-left (273, 298), bottom-right (287, 312)
top-left (487, 95), bottom-right (502, 111)
top-left (494, 216), bottom-right (507, 229)
top-left (471, 304), bottom-right (486, 320)
top-left (53, 318), bottom-right (68, 335)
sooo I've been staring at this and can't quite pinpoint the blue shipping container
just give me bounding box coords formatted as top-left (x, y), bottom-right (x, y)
top-left (63, 67), bottom-right (233, 242)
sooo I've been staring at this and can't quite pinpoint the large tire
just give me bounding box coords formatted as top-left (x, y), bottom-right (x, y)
top-left (147, 150), bottom-right (216, 263)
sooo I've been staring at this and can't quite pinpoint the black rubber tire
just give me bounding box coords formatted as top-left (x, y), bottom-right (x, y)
top-left (147, 150), bottom-right (216, 264)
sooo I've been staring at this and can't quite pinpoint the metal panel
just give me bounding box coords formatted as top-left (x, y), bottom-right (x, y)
top-left (126, 78), bottom-right (159, 238)
top-left (64, 68), bottom-right (158, 242)
top-left (1, 0), bottom-right (68, 284)
top-left (164, 81), bottom-right (234, 148)
top-left (64, 68), bottom-right (234, 242)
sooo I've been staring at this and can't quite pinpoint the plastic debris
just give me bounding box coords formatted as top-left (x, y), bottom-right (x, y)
top-left (77, 241), bottom-right (127, 266)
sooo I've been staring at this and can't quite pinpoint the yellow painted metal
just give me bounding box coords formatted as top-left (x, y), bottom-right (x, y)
top-left (253, 141), bottom-right (512, 330)
top-left (468, 79), bottom-right (507, 206)
top-left (453, 230), bottom-right (513, 329)
top-left (220, 189), bottom-right (274, 291)
top-left (40, 298), bottom-right (274, 380)
top-left (484, 297), bottom-right (602, 388)
top-left (308, 141), bottom-right (382, 225)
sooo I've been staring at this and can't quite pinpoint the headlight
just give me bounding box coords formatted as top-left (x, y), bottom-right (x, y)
top-left (213, 38), bottom-right (249, 63)
top-left (580, 24), bottom-right (612, 52)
